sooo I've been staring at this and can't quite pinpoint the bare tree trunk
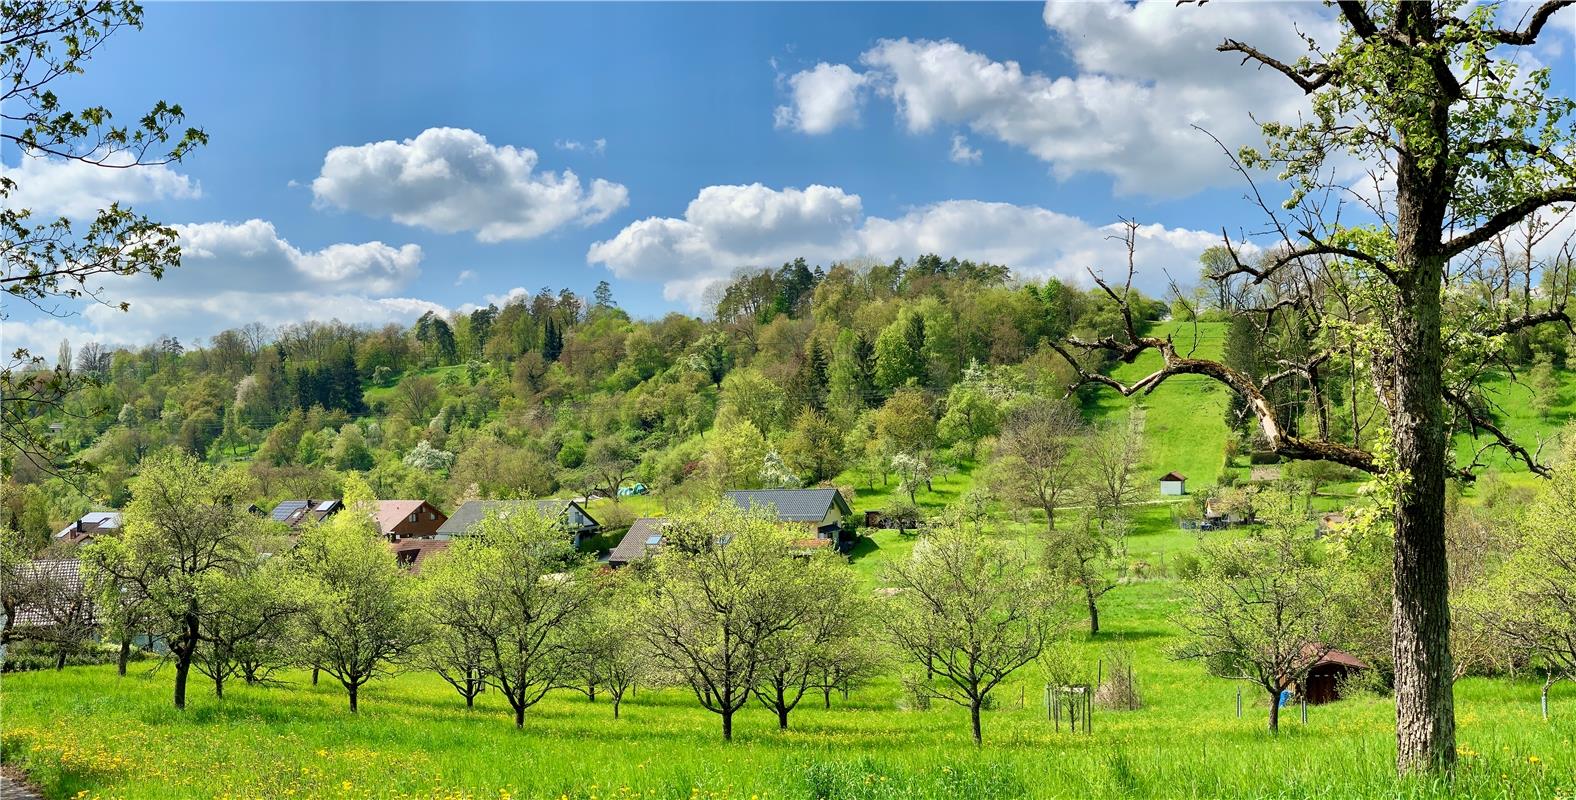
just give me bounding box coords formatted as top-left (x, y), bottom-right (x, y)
top-left (348, 683), bottom-right (359, 713)
top-left (1268, 690), bottom-right (1281, 734)
top-left (173, 651), bottom-right (192, 709)
top-left (970, 698), bottom-right (982, 746)
top-left (214, 672), bottom-right (224, 699)
top-left (721, 706), bottom-right (734, 742)
top-left (514, 702), bottom-right (525, 728)
top-left (311, 667), bottom-right (319, 685)
top-left (1085, 585), bottom-right (1101, 635)
top-left (117, 635), bottom-right (131, 676)
top-left (54, 649), bottom-right (67, 670)
top-left (776, 684), bottom-right (790, 730)
top-left (173, 614), bottom-right (199, 710)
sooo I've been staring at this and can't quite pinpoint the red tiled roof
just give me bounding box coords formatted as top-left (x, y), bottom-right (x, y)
top-left (389, 539), bottom-right (451, 574)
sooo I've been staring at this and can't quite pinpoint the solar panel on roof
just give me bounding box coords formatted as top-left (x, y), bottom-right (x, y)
top-left (316, 500), bottom-right (338, 512)
top-left (645, 535), bottom-right (663, 546)
top-left (272, 501), bottom-right (306, 521)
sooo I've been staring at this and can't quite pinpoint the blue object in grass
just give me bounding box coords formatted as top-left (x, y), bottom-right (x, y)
top-left (1279, 689), bottom-right (1293, 707)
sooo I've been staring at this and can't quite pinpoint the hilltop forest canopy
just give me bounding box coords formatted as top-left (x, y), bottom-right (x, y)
top-left (2, 258), bottom-right (1172, 543)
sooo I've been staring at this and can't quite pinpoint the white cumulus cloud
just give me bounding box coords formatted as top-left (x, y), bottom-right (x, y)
top-left (0, 154), bottom-right (200, 218)
top-left (7, 220), bottom-right (440, 351)
top-left (778, 1), bottom-right (1340, 196)
top-left (587, 183), bottom-right (1226, 308)
top-left (774, 63), bottom-right (870, 134)
top-left (311, 127), bottom-right (629, 242)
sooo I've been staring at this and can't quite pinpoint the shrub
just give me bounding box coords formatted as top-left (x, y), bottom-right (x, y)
top-left (1095, 645), bottom-right (1143, 711)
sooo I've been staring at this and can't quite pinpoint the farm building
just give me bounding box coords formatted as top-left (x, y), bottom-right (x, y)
top-left (1159, 472), bottom-right (1187, 496)
top-left (724, 489), bottom-right (850, 535)
top-left (270, 499), bottom-right (342, 530)
top-left (374, 500), bottom-right (448, 540)
top-left (608, 517), bottom-right (668, 567)
top-left (436, 499), bottom-right (600, 545)
top-left (1298, 647), bottom-right (1370, 704)
top-left (54, 512), bottom-right (121, 546)
top-left (724, 488), bottom-right (852, 547)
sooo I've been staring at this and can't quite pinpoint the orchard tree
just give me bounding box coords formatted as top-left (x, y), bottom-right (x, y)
top-left (780, 409), bottom-right (846, 484)
top-left (1045, 511), bottom-right (1120, 635)
top-left (1475, 456), bottom-right (1576, 713)
top-left (193, 558), bottom-right (301, 698)
top-left (875, 386), bottom-right (936, 457)
top-left (937, 362), bottom-right (1007, 460)
top-left (643, 502), bottom-right (818, 741)
top-left (1174, 491), bottom-right (1356, 734)
top-left (436, 508), bottom-right (596, 727)
top-left (84, 451), bottom-right (262, 709)
top-left (752, 551), bottom-right (870, 730)
top-left (566, 570), bottom-right (650, 719)
top-left (292, 493), bottom-right (417, 712)
top-left (412, 549), bottom-right (490, 709)
top-left (884, 524), bottom-right (1064, 745)
top-left (989, 398), bottom-right (1084, 532)
top-left (703, 419), bottom-right (767, 491)
top-left (1082, 415), bottom-right (1145, 521)
top-left (1057, 0), bottom-right (1576, 770)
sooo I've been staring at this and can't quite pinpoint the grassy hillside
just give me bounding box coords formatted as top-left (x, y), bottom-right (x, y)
top-left (1090, 321), bottom-right (1235, 492)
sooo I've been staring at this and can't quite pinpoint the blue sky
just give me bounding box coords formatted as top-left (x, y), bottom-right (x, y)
top-left (4, 1), bottom-right (1571, 353)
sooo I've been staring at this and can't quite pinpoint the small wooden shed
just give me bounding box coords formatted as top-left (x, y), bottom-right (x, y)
top-left (1159, 471), bottom-right (1187, 496)
top-left (1300, 648), bottom-right (1370, 704)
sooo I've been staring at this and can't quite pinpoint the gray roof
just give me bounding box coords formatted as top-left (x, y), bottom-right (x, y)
top-left (609, 518), bottom-right (668, 565)
top-left (723, 489), bottom-right (851, 523)
top-left (55, 511), bottom-right (121, 539)
top-left (437, 499), bottom-right (599, 536)
top-left (9, 559), bottom-right (94, 627)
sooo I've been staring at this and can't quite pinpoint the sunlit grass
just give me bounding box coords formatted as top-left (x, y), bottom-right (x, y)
top-left (4, 649), bottom-right (1571, 799)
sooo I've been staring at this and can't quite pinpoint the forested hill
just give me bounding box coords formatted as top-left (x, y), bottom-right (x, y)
top-left (3, 248), bottom-right (1561, 550)
top-left (4, 255), bottom-right (1170, 544)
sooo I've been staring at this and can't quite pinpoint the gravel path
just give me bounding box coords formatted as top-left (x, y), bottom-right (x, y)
top-left (0, 773), bottom-right (45, 800)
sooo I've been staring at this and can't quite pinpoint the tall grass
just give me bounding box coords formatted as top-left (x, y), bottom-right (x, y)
top-left (3, 640), bottom-right (1571, 798)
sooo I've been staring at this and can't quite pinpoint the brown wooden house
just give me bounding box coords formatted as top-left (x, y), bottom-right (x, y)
top-left (374, 500), bottom-right (448, 540)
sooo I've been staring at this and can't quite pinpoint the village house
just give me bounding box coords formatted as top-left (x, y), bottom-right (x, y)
top-left (373, 500), bottom-right (448, 541)
top-left (54, 512), bottom-right (121, 546)
top-left (435, 499), bottom-right (601, 546)
top-left (269, 499), bottom-right (343, 530)
top-left (608, 517), bottom-right (668, 567)
top-left (724, 488), bottom-right (852, 549)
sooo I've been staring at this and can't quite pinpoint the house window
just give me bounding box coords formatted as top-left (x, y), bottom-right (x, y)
top-left (409, 513), bottom-right (418, 522)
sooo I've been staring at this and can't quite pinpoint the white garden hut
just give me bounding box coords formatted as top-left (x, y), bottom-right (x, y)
top-left (1159, 471), bottom-right (1187, 496)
